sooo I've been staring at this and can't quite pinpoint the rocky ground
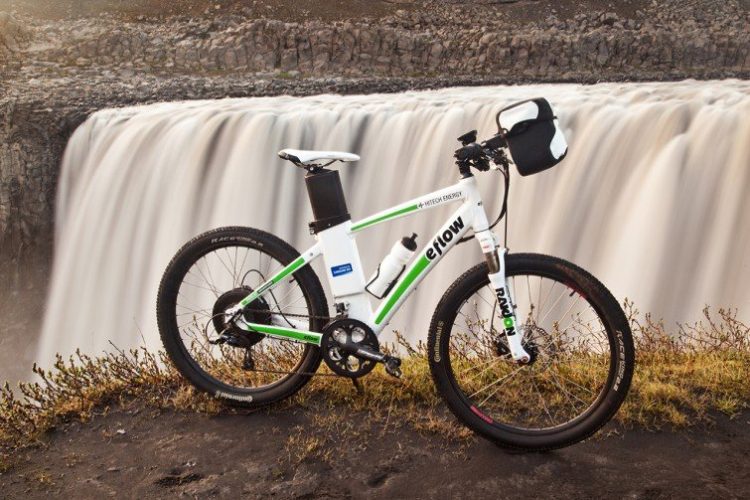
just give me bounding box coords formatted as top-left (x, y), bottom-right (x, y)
top-left (2, 402), bottom-right (749, 498)
top-left (2, 1), bottom-right (748, 82)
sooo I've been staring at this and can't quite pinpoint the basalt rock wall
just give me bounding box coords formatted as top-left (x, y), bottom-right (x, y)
top-left (0, 3), bottom-right (749, 260)
top-left (10, 12), bottom-right (750, 80)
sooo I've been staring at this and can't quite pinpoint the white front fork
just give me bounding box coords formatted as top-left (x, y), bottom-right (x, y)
top-left (476, 231), bottom-right (531, 363)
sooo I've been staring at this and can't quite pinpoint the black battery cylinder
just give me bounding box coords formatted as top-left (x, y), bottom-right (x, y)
top-left (305, 169), bottom-right (351, 233)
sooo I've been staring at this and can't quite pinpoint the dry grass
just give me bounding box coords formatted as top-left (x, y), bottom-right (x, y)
top-left (621, 302), bottom-right (750, 427)
top-left (1, 305), bottom-right (748, 467)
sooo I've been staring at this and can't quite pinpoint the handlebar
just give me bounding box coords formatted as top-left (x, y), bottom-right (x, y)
top-left (454, 142), bottom-right (485, 162)
top-left (454, 131), bottom-right (510, 176)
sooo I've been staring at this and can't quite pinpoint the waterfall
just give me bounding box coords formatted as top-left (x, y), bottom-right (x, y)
top-left (39, 80), bottom-right (750, 366)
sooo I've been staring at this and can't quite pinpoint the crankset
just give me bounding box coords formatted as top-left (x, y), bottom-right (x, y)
top-left (321, 318), bottom-right (402, 379)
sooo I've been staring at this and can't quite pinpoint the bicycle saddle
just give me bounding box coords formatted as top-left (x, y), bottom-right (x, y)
top-left (278, 149), bottom-right (360, 165)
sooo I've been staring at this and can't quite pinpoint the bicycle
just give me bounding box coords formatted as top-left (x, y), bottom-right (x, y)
top-left (157, 98), bottom-right (635, 450)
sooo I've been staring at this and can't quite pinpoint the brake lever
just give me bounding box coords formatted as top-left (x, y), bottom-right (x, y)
top-left (473, 155), bottom-right (491, 172)
top-left (489, 147), bottom-right (511, 170)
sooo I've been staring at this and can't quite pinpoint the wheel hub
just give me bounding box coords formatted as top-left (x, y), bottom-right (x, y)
top-left (495, 324), bottom-right (554, 366)
top-left (211, 286), bottom-right (271, 348)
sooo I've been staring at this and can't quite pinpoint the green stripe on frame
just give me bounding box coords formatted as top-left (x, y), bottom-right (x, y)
top-left (375, 255), bottom-right (430, 324)
top-left (240, 255), bottom-right (306, 307)
top-left (351, 204), bottom-right (420, 232)
top-left (247, 323), bottom-right (322, 345)
top-left (272, 255), bottom-right (305, 283)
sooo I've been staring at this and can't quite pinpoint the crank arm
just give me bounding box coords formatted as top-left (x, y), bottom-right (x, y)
top-left (337, 341), bottom-right (402, 378)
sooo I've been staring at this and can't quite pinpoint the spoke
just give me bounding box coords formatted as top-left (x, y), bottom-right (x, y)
top-left (181, 278), bottom-right (219, 295)
top-left (558, 311), bottom-right (599, 335)
top-left (263, 252), bottom-right (275, 278)
top-left (232, 247), bottom-right (239, 285)
top-left (458, 354), bottom-right (506, 375)
top-left (475, 289), bottom-right (497, 311)
top-left (225, 247), bottom-right (238, 286)
top-left (462, 356), bottom-right (507, 383)
top-left (526, 275), bottom-right (534, 318)
top-left (176, 292), bottom-right (215, 316)
top-left (202, 255), bottom-right (222, 296)
top-left (214, 249), bottom-right (236, 285)
top-left (548, 369), bottom-right (589, 409)
top-left (178, 317), bottom-right (208, 330)
top-left (176, 300), bottom-right (213, 315)
top-left (558, 293), bottom-right (583, 329)
top-left (193, 260), bottom-right (220, 298)
top-left (266, 283), bottom-right (300, 309)
top-left (176, 306), bottom-right (212, 317)
top-left (456, 311), bottom-right (482, 339)
top-left (531, 378), bottom-right (555, 426)
top-left (277, 292), bottom-right (307, 310)
top-left (470, 365), bottom-right (525, 402)
top-left (551, 367), bottom-right (596, 396)
top-left (237, 247), bottom-right (251, 285)
top-left (538, 285), bottom-right (569, 325)
top-left (537, 280), bottom-right (556, 324)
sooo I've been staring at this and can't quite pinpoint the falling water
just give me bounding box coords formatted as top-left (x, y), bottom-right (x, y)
top-left (38, 80), bottom-right (750, 367)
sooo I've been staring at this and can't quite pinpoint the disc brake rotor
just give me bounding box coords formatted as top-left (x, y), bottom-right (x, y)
top-left (495, 323), bottom-right (555, 367)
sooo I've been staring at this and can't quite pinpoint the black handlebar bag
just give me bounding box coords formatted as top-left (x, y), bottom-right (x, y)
top-left (496, 98), bottom-right (568, 176)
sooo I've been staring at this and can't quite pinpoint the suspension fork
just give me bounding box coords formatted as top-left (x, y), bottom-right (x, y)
top-left (481, 239), bottom-right (531, 364)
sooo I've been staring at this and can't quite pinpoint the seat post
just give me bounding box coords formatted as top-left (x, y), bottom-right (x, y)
top-left (305, 169), bottom-right (351, 234)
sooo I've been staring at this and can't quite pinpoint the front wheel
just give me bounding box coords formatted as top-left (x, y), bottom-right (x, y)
top-left (428, 253), bottom-right (634, 451)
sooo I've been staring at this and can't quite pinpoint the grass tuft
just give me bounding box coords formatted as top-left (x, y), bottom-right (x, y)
top-left (0, 305), bottom-right (748, 467)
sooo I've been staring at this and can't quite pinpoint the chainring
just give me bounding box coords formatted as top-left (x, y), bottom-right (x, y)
top-left (211, 286), bottom-right (271, 348)
top-left (321, 318), bottom-right (379, 378)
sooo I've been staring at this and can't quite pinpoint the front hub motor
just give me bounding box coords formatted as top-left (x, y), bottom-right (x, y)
top-left (321, 319), bottom-right (379, 378)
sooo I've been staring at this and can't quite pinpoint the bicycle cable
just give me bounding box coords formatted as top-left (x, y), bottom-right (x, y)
top-left (456, 161), bottom-right (511, 246)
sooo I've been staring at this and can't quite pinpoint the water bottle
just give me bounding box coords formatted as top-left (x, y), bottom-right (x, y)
top-left (366, 234), bottom-right (418, 299)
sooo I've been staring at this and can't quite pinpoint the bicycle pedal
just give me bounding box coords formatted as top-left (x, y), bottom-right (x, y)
top-left (383, 356), bottom-right (402, 379)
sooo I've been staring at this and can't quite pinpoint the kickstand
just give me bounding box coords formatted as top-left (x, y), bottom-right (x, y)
top-left (351, 377), bottom-right (364, 395)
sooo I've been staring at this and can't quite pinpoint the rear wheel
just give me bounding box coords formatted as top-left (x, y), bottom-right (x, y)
top-left (156, 227), bottom-right (328, 407)
top-left (428, 253), bottom-right (634, 450)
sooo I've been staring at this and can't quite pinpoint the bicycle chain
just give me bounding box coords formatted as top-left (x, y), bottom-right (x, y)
top-left (207, 309), bottom-right (399, 383)
top-left (243, 308), bottom-right (334, 322)
top-left (226, 308), bottom-right (344, 378)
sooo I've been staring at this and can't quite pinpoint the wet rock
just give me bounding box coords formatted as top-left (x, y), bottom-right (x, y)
top-left (0, 13), bottom-right (30, 53)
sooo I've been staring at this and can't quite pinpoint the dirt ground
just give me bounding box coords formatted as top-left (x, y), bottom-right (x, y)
top-left (2, 403), bottom-right (748, 499)
top-left (1, 0), bottom-right (652, 22)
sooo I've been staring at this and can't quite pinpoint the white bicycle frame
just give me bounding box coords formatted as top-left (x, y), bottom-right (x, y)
top-left (228, 174), bottom-right (531, 362)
